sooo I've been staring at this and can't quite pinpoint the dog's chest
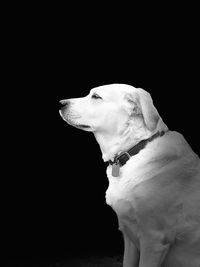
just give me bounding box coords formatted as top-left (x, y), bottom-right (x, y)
top-left (105, 161), bottom-right (149, 214)
top-left (105, 171), bottom-right (141, 245)
top-left (105, 166), bottom-right (138, 217)
top-left (106, 183), bottom-right (131, 216)
top-left (105, 162), bottom-right (158, 227)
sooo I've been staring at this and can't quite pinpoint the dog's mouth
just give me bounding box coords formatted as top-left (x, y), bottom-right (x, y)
top-left (59, 110), bottom-right (93, 131)
top-left (75, 124), bottom-right (91, 130)
top-left (73, 124), bottom-right (92, 131)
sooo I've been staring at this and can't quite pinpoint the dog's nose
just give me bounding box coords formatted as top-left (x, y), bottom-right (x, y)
top-left (60, 99), bottom-right (70, 106)
top-left (59, 100), bottom-right (70, 116)
top-left (60, 100), bottom-right (70, 110)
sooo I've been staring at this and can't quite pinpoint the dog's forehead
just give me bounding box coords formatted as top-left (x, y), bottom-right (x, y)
top-left (90, 84), bottom-right (138, 99)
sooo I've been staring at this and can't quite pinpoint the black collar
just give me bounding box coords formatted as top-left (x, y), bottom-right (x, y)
top-left (109, 131), bottom-right (165, 167)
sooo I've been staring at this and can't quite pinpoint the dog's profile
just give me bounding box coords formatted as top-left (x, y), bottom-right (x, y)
top-left (59, 84), bottom-right (200, 267)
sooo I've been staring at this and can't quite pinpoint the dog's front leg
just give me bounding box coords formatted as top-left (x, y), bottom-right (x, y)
top-left (123, 233), bottom-right (139, 267)
top-left (138, 237), bottom-right (170, 267)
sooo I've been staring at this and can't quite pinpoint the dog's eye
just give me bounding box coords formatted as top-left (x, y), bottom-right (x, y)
top-left (91, 93), bottom-right (102, 100)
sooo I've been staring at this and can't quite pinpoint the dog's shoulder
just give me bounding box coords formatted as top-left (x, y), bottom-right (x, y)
top-left (126, 131), bottom-right (200, 207)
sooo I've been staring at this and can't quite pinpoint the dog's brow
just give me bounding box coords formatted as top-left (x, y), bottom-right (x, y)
top-left (89, 89), bottom-right (95, 95)
top-left (90, 89), bottom-right (100, 96)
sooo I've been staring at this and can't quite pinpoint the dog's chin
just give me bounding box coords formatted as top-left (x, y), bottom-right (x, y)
top-left (73, 123), bottom-right (93, 131)
top-left (67, 120), bottom-right (93, 132)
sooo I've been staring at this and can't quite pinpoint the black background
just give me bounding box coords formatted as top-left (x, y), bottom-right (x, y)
top-left (3, 3), bottom-right (199, 267)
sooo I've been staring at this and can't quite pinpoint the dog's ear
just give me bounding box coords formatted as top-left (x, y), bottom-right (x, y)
top-left (136, 88), bottom-right (160, 131)
top-left (123, 89), bottom-right (160, 131)
top-left (123, 93), bottom-right (140, 116)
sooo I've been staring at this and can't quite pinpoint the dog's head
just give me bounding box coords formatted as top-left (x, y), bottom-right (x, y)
top-left (60, 84), bottom-right (167, 160)
top-left (60, 84), bottom-right (164, 132)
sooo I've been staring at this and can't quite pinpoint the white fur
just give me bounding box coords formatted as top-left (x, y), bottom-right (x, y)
top-left (60, 84), bottom-right (200, 267)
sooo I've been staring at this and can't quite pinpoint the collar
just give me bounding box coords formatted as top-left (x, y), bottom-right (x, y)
top-left (109, 131), bottom-right (166, 170)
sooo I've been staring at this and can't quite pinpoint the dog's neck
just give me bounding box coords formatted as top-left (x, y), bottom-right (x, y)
top-left (94, 117), bottom-right (168, 162)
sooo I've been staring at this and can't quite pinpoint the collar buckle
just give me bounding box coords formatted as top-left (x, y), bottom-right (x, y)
top-left (115, 151), bottom-right (131, 167)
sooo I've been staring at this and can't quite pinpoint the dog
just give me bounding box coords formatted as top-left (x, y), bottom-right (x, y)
top-left (59, 84), bottom-right (200, 267)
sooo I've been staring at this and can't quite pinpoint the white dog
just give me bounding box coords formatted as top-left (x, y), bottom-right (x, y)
top-left (59, 84), bottom-right (200, 267)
